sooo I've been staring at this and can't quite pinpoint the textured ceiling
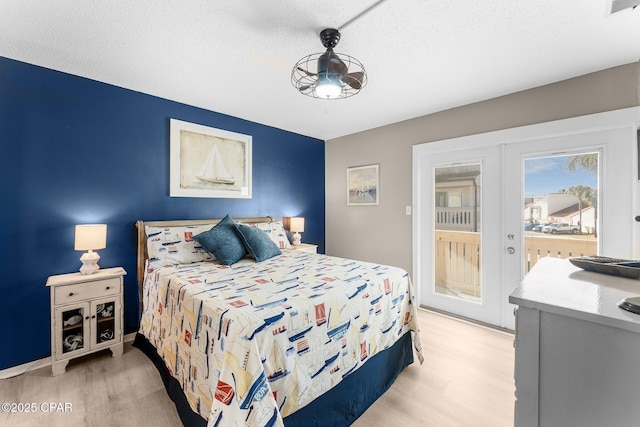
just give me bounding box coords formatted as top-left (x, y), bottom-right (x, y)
top-left (1, 0), bottom-right (639, 140)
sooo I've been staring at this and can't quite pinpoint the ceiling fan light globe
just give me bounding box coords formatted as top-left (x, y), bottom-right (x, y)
top-left (315, 82), bottom-right (341, 99)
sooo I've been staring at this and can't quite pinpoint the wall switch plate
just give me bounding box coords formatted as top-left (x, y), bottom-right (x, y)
top-left (405, 206), bottom-right (412, 215)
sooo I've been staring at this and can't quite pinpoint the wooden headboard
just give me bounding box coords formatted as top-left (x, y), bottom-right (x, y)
top-left (135, 216), bottom-right (274, 300)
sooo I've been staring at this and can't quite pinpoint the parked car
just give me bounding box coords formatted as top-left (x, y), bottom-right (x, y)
top-left (542, 223), bottom-right (579, 234)
top-left (532, 223), bottom-right (550, 232)
top-left (524, 221), bottom-right (536, 231)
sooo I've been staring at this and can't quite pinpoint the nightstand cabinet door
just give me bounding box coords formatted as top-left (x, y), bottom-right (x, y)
top-left (54, 303), bottom-right (90, 358)
top-left (91, 297), bottom-right (121, 349)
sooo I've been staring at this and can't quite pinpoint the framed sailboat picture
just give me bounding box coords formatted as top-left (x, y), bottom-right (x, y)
top-left (169, 119), bottom-right (252, 198)
top-left (347, 164), bottom-right (379, 206)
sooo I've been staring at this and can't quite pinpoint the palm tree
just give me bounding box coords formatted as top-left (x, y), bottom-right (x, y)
top-left (566, 185), bottom-right (595, 234)
top-left (565, 153), bottom-right (598, 174)
top-left (564, 154), bottom-right (598, 236)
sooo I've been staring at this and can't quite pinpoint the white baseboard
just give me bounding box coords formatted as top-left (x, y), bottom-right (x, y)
top-left (0, 358), bottom-right (50, 380)
top-left (0, 332), bottom-right (137, 380)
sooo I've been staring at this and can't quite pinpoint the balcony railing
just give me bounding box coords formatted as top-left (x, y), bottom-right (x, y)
top-left (435, 207), bottom-right (476, 231)
top-left (435, 230), bottom-right (481, 298)
top-left (434, 231), bottom-right (597, 298)
top-left (523, 234), bottom-right (596, 273)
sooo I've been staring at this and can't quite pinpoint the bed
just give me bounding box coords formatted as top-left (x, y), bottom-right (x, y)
top-left (133, 216), bottom-right (423, 427)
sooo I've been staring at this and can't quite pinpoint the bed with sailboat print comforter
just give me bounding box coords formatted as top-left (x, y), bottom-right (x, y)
top-left (139, 249), bottom-right (423, 427)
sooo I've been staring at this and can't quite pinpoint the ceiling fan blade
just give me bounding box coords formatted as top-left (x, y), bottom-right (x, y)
top-left (297, 67), bottom-right (316, 77)
top-left (318, 48), bottom-right (347, 77)
top-left (327, 57), bottom-right (348, 76)
top-left (341, 72), bottom-right (364, 89)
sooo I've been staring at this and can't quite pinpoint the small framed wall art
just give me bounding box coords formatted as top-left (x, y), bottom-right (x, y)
top-left (169, 119), bottom-right (252, 198)
top-left (347, 164), bottom-right (379, 206)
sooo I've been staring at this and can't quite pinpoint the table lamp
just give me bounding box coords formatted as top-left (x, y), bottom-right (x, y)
top-left (290, 217), bottom-right (305, 246)
top-left (74, 224), bottom-right (107, 274)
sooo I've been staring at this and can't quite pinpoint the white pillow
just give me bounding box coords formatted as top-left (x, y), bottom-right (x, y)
top-left (145, 224), bottom-right (215, 266)
top-left (246, 221), bottom-right (292, 249)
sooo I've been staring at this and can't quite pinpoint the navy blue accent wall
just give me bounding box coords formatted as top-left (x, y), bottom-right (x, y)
top-left (0, 56), bottom-right (325, 370)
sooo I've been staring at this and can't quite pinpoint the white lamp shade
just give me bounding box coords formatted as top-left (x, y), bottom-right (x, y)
top-left (74, 224), bottom-right (107, 251)
top-left (290, 217), bottom-right (305, 233)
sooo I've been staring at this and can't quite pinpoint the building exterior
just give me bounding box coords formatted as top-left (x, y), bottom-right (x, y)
top-left (525, 193), bottom-right (596, 233)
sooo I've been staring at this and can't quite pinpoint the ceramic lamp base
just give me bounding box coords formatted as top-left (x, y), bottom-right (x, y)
top-left (79, 250), bottom-right (101, 275)
top-left (292, 232), bottom-right (302, 246)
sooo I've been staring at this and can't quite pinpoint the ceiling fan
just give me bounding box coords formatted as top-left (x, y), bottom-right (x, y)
top-left (291, 28), bottom-right (367, 99)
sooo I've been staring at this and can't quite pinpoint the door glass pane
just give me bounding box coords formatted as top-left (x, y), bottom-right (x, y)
top-left (524, 152), bottom-right (599, 273)
top-left (61, 307), bottom-right (84, 353)
top-left (96, 301), bottom-right (116, 344)
top-left (434, 164), bottom-right (482, 302)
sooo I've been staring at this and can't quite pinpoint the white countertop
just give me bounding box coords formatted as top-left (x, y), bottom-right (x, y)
top-left (509, 257), bottom-right (640, 333)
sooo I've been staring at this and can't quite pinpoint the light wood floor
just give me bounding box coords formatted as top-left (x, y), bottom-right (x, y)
top-left (0, 309), bottom-right (514, 426)
top-left (353, 309), bottom-right (515, 426)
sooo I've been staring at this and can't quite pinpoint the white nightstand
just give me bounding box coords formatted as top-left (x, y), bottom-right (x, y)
top-left (46, 267), bottom-right (126, 376)
top-left (292, 243), bottom-right (318, 254)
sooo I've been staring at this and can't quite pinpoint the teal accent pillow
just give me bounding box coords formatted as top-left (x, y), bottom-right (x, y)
top-left (234, 223), bottom-right (282, 262)
top-left (193, 215), bottom-right (246, 265)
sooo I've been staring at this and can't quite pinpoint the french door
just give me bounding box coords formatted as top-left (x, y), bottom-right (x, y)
top-left (413, 108), bottom-right (640, 329)
top-left (415, 145), bottom-right (503, 326)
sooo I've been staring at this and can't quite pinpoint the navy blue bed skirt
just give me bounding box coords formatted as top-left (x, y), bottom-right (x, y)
top-left (133, 332), bottom-right (414, 426)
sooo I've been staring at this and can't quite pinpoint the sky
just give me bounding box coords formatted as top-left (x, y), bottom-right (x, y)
top-left (524, 155), bottom-right (597, 198)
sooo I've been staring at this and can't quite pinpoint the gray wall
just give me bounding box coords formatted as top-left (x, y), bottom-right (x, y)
top-left (325, 61), bottom-right (640, 275)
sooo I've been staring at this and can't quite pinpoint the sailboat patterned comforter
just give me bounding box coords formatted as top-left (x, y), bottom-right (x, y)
top-left (139, 249), bottom-right (423, 427)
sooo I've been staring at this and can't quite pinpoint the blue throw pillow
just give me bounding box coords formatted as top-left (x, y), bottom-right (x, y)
top-left (193, 215), bottom-right (246, 265)
top-left (234, 223), bottom-right (282, 262)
